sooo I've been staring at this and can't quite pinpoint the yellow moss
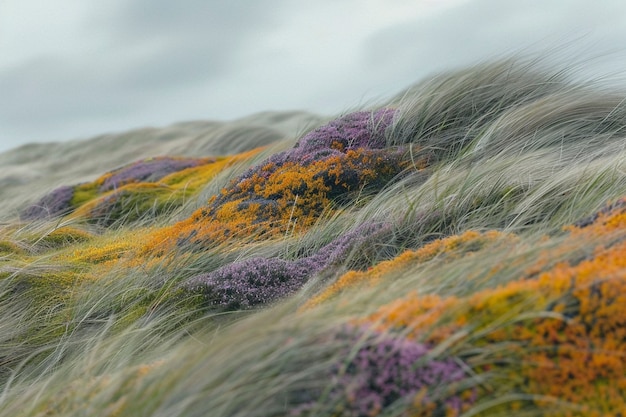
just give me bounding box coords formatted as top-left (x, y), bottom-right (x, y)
top-left (69, 183), bottom-right (165, 219)
top-left (0, 239), bottom-right (22, 254)
top-left (65, 150), bottom-right (263, 224)
top-left (61, 229), bottom-right (150, 265)
top-left (38, 226), bottom-right (93, 249)
top-left (71, 182), bottom-right (100, 207)
top-left (161, 150), bottom-right (259, 191)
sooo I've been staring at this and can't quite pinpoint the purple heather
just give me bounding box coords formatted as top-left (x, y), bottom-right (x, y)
top-left (228, 108), bottom-right (397, 194)
top-left (186, 222), bottom-right (392, 309)
top-left (293, 327), bottom-right (471, 417)
top-left (21, 185), bottom-right (75, 220)
top-left (100, 157), bottom-right (208, 192)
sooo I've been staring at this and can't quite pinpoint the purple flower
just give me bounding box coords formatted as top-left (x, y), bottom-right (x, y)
top-left (292, 108), bottom-right (395, 155)
top-left (100, 157), bottom-right (207, 192)
top-left (21, 185), bottom-right (75, 220)
top-left (185, 222), bottom-right (392, 309)
top-left (186, 258), bottom-right (310, 309)
top-left (223, 109), bottom-right (397, 201)
top-left (293, 327), bottom-right (472, 417)
top-left (334, 330), bottom-right (467, 416)
top-left (304, 222), bottom-right (392, 269)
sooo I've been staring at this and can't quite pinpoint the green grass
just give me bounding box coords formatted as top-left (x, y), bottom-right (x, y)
top-left (0, 59), bottom-right (625, 416)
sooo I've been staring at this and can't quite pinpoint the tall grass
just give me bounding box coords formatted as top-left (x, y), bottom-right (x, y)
top-left (0, 59), bottom-right (625, 416)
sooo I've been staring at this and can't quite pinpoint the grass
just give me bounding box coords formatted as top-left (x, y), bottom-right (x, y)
top-left (0, 59), bottom-right (625, 416)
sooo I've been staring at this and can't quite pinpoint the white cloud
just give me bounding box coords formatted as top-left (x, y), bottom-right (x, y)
top-left (1, 0), bottom-right (625, 153)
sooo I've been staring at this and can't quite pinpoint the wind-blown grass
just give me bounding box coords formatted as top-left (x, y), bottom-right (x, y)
top-left (0, 59), bottom-right (625, 416)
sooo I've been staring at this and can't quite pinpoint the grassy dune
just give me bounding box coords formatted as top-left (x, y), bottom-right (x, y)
top-left (0, 60), bottom-right (625, 416)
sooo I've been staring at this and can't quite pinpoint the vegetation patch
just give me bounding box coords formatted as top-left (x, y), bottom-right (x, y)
top-left (2, 61), bottom-right (626, 416)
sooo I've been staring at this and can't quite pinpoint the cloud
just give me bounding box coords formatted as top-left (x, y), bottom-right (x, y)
top-left (2, 0), bottom-right (625, 154)
top-left (0, 0), bottom-right (288, 150)
top-left (0, 57), bottom-right (130, 125)
top-left (101, 0), bottom-right (287, 91)
top-left (361, 0), bottom-right (626, 91)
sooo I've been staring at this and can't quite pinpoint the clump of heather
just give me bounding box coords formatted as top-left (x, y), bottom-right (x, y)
top-left (225, 108), bottom-right (397, 190)
top-left (290, 108), bottom-right (396, 162)
top-left (100, 157), bottom-right (210, 192)
top-left (20, 185), bottom-right (75, 220)
top-left (293, 327), bottom-right (472, 417)
top-left (186, 222), bottom-right (392, 309)
top-left (186, 258), bottom-right (309, 309)
top-left (304, 221), bottom-right (393, 269)
top-left (208, 109), bottom-right (398, 209)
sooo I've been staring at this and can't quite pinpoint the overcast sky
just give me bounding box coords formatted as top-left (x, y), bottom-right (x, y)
top-left (2, 0), bottom-right (626, 153)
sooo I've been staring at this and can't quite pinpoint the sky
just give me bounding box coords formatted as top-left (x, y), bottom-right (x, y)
top-left (2, 0), bottom-right (626, 153)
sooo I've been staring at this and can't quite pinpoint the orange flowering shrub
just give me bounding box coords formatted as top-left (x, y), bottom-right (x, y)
top-left (142, 148), bottom-right (409, 256)
top-left (359, 199), bottom-right (626, 415)
top-left (140, 110), bottom-right (413, 253)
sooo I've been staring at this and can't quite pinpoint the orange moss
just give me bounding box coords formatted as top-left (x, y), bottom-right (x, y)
top-left (569, 200), bottom-right (626, 236)
top-left (306, 230), bottom-right (514, 308)
top-left (360, 200), bottom-right (626, 414)
top-left (485, 239), bottom-right (626, 414)
top-left (141, 148), bottom-right (409, 257)
top-left (367, 292), bottom-right (460, 340)
top-left (526, 201), bottom-right (626, 279)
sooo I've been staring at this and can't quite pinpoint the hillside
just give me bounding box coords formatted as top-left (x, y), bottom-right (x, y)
top-left (0, 60), bottom-right (625, 416)
top-left (0, 111), bottom-right (325, 220)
